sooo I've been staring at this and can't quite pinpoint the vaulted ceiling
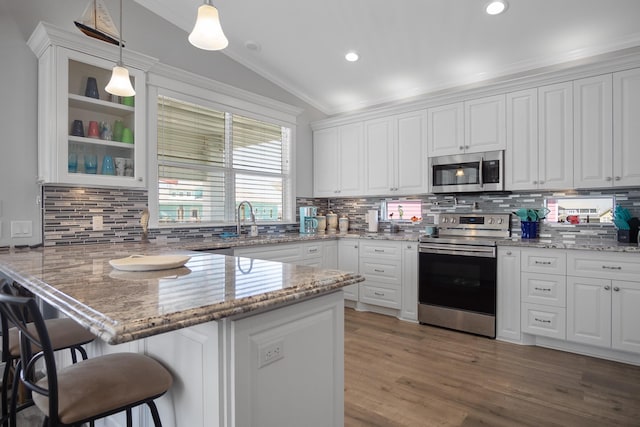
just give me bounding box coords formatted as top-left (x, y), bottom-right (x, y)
top-left (135, 0), bottom-right (640, 116)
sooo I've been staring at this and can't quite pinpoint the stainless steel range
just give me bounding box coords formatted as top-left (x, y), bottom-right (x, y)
top-left (418, 213), bottom-right (511, 338)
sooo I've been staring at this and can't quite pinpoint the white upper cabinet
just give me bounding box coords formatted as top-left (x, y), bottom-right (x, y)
top-left (464, 94), bottom-right (506, 153)
top-left (573, 74), bottom-right (614, 188)
top-left (505, 89), bottom-right (538, 191)
top-left (427, 102), bottom-right (464, 156)
top-left (313, 122), bottom-right (364, 197)
top-left (613, 68), bottom-right (640, 187)
top-left (363, 111), bottom-right (427, 196)
top-left (537, 82), bottom-right (574, 189)
top-left (427, 95), bottom-right (505, 157)
top-left (27, 22), bottom-right (154, 188)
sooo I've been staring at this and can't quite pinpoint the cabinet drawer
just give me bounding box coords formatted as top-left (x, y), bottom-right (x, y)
top-left (521, 249), bottom-right (566, 274)
top-left (343, 284), bottom-right (359, 301)
top-left (359, 242), bottom-right (401, 259)
top-left (235, 244), bottom-right (300, 263)
top-left (521, 303), bottom-right (566, 339)
top-left (521, 273), bottom-right (566, 307)
top-left (359, 260), bottom-right (401, 285)
top-left (567, 251), bottom-right (640, 282)
top-left (301, 243), bottom-right (323, 259)
top-left (359, 284), bottom-right (401, 309)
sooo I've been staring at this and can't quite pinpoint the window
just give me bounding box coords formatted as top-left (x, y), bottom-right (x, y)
top-left (544, 196), bottom-right (614, 224)
top-left (382, 200), bottom-right (423, 222)
top-left (156, 95), bottom-right (292, 225)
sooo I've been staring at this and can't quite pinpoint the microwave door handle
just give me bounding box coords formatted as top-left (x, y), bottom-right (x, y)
top-left (479, 157), bottom-right (484, 187)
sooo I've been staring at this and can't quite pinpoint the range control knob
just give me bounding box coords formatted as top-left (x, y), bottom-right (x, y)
top-left (451, 217), bottom-right (457, 224)
top-left (498, 217), bottom-right (504, 224)
top-left (487, 217), bottom-right (495, 224)
top-left (442, 217), bottom-right (449, 224)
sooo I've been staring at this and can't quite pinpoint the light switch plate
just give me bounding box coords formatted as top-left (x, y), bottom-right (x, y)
top-left (93, 216), bottom-right (104, 231)
top-left (10, 220), bottom-right (32, 238)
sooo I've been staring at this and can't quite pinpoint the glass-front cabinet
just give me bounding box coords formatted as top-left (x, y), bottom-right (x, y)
top-left (28, 22), bottom-right (156, 188)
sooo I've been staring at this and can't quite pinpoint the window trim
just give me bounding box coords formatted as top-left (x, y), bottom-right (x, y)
top-left (147, 82), bottom-right (297, 229)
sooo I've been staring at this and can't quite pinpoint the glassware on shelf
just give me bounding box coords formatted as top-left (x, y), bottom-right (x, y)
top-left (113, 120), bottom-right (124, 142)
top-left (84, 154), bottom-right (97, 174)
top-left (71, 120), bottom-right (84, 137)
top-left (68, 153), bottom-right (78, 173)
top-left (85, 76), bottom-right (99, 99)
top-left (100, 121), bottom-right (112, 140)
top-left (115, 157), bottom-right (126, 176)
top-left (87, 121), bottom-right (100, 138)
top-left (121, 127), bottom-right (134, 144)
top-left (102, 155), bottom-right (115, 175)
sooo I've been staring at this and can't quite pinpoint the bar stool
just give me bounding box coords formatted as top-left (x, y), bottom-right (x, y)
top-left (0, 280), bottom-right (95, 427)
top-left (0, 289), bottom-right (173, 427)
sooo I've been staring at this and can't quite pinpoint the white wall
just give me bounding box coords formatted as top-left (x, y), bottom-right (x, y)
top-left (0, 0), bottom-right (325, 245)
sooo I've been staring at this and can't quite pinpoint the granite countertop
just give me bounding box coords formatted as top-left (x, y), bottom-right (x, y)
top-left (498, 238), bottom-right (640, 253)
top-left (0, 242), bottom-right (363, 344)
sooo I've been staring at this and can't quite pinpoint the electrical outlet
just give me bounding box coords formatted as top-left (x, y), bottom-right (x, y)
top-left (258, 340), bottom-right (284, 368)
top-left (92, 216), bottom-right (103, 231)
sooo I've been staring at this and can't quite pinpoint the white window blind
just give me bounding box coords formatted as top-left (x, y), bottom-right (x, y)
top-left (157, 95), bottom-right (291, 224)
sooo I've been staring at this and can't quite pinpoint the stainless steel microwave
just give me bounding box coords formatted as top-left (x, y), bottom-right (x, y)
top-left (429, 150), bottom-right (504, 193)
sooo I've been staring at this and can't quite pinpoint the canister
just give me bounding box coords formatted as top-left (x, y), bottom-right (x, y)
top-left (339, 215), bottom-right (349, 234)
top-left (316, 215), bottom-right (326, 233)
top-left (327, 212), bottom-right (338, 232)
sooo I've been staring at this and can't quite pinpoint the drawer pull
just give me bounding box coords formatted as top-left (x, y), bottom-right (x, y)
top-left (534, 317), bottom-right (551, 324)
top-left (308, 248), bottom-right (318, 253)
top-left (613, 287), bottom-right (620, 292)
top-left (374, 291), bottom-right (385, 297)
top-left (374, 269), bottom-right (385, 273)
top-left (534, 287), bottom-right (551, 292)
top-left (534, 261), bottom-right (552, 265)
top-left (602, 265), bottom-right (622, 270)
top-left (374, 249), bottom-right (385, 253)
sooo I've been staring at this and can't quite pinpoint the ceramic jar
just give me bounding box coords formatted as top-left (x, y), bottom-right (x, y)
top-left (339, 215), bottom-right (349, 234)
top-left (316, 215), bottom-right (326, 233)
top-left (327, 212), bottom-right (338, 233)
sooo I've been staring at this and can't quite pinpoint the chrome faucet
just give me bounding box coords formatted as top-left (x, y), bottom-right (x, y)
top-left (237, 200), bottom-right (257, 236)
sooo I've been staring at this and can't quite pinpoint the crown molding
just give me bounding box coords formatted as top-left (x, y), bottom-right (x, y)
top-left (311, 46), bottom-right (640, 130)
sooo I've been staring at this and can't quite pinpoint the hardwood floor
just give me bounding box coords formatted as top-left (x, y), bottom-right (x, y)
top-left (344, 308), bottom-right (640, 427)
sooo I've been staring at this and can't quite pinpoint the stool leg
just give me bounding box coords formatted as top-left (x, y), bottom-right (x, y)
top-left (126, 408), bottom-right (132, 427)
top-left (1, 359), bottom-right (10, 427)
top-left (9, 360), bottom-right (20, 427)
top-left (147, 401), bottom-right (163, 427)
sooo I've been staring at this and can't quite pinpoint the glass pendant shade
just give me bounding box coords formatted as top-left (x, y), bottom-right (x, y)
top-left (105, 65), bottom-right (135, 96)
top-left (189, 4), bottom-right (229, 50)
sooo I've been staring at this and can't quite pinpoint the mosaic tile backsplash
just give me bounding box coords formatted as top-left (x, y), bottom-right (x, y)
top-left (43, 186), bottom-right (640, 246)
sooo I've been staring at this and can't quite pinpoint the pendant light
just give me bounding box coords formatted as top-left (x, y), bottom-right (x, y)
top-left (105, 0), bottom-right (135, 96)
top-left (188, 0), bottom-right (229, 51)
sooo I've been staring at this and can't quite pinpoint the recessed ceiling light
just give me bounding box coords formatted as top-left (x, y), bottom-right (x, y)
top-left (244, 40), bottom-right (261, 52)
top-left (485, 0), bottom-right (508, 15)
top-left (345, 51), bottom-right (359, 62)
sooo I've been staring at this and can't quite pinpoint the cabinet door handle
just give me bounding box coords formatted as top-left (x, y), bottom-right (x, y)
top-left (506, 251), bottom-right (512, 255)
top-left (406, 245), bottom-right (412, 249)
top-left (459, 146), bottom-right (464, 150)
top-left (532, 181), bottom-right (538, 185)
top-left (354, 245), bottom-right (358, 249)
top-left (534, 287), bottom-right (551, 292)
top-left (615, 176), bottom-right (621, 181)
top-left (602, 265), bottom-right (622, 270)
top-left (374, 269), bottom-right (385, 273)
top-left (374, 291), bottom-right (385, 297)
top-left (137, 177), bottom-right (143, 182)
top-left (613, 287), bottom-right (620, 292)
top-left (604, 285), bottom-right (611, 291)
top-left (605, 176), bottom-right (612, 181)
top-left (374, 249), bottom-right (385, 253)
top-left (534, 317), bottom-right (551, 324)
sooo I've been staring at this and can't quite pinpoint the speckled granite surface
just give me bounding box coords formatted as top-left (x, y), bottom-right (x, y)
top-left (498, 238), bottom-right (640, 253)
top-left (0, 241), bottom-right (363, 344)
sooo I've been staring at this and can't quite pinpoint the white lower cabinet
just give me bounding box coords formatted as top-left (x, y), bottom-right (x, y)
top-left (234, 240), bottom-right (337, 269)
top-left (567, 276), bottom-right (611, 347)
top-left (400, 243), bottom-right (418, 322)
top-left (338, 239), bottom-right (360, 301)
top-left (499, 247), bottom-right (640, 363)
top-left (497, 247), bottom-right (521, 342)
top-left (359, 241), bottom-right (402, 309)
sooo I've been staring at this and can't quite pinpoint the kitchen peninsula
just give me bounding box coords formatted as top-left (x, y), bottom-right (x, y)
top-left (0, 242), bottom-right (363, 427)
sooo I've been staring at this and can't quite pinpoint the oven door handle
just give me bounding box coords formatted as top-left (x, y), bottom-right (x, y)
top-left (479, 157), bottom-right (484, 188)
top-left (419, 244), bottom-right (495, 258)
